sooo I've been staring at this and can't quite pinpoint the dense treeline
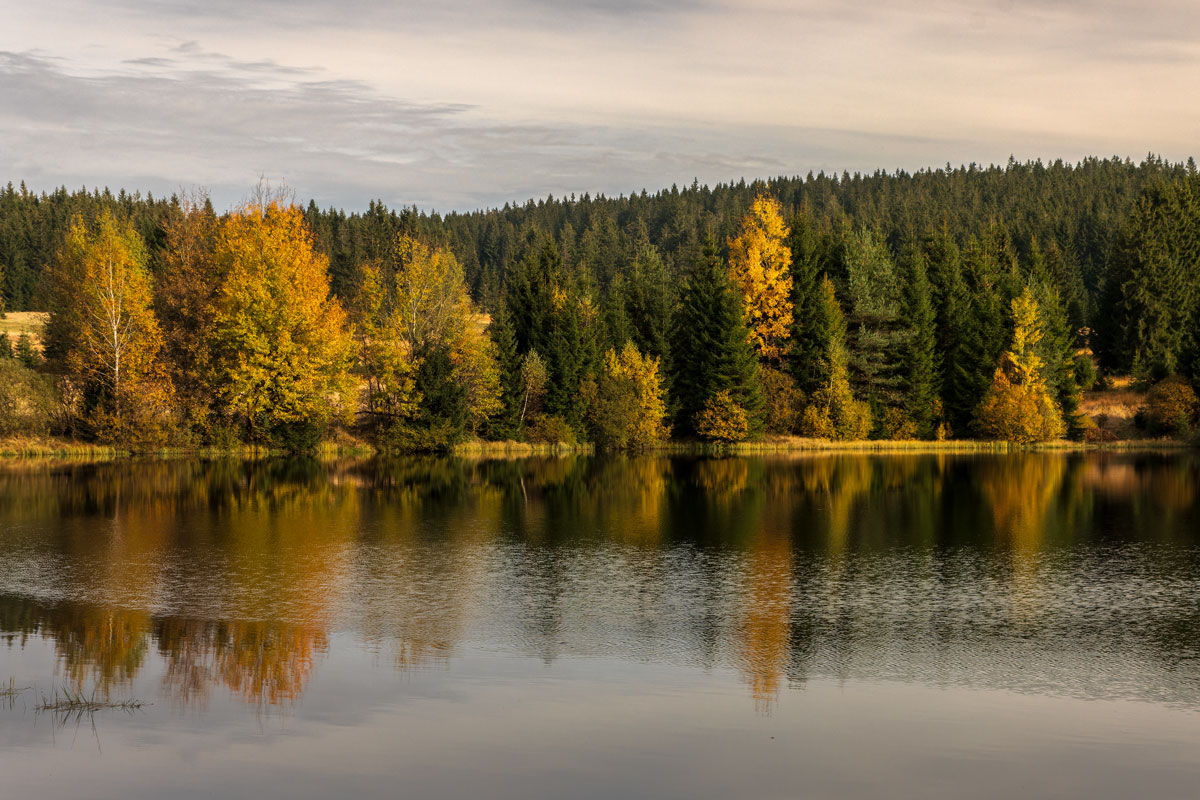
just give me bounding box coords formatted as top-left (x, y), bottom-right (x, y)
top-left (2, 155), bottom-right (1200, 450)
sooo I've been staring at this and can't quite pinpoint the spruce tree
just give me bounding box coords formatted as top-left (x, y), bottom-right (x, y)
top-left (487, 306), bottom-right (523, 439)
top-left (671, 241), bottom-right (763, 437)
top-left (787, 211), bottom-right (827, 395)
top-left (898, 244), bottom-right (940, 438)
top-left (945, 235), bottom-right (1018, 434)
top-left (843, 228), bottom-right (907, 416)
top-left (1103, 177), bottom-right (1200, 381)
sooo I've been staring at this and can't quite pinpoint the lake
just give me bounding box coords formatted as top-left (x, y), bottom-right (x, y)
top-left (1, 452), bottom-right (1198, 799)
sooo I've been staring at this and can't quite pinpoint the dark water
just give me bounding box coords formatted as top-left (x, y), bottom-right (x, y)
top-left (1, 452), bottom-right (1198, 799)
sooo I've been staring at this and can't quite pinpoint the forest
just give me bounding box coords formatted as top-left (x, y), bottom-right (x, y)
top-left (1, 154), bottom-right (1199, 452)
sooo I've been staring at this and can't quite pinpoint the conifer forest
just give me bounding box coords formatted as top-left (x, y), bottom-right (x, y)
top-left (2, 155), bottom-right (1199, 451)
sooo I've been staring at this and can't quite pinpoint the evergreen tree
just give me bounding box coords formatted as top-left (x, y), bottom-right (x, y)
top-left (945, 235), bottom-right (1018, 433)
top-left (898, 244), bottom-right (941, 438)
top-left (1102, 177), bottom-right (1200, 381)
top-left (787, 210), bottom-right (827, 395)
top-left (487, 306), bottom-right (523, 439)
top-left (843, 228), bottom-right (907, 417)
top-left (671, 241), bottom-right (763, 437)
top-left (799, 277), bottom-right (872, 440)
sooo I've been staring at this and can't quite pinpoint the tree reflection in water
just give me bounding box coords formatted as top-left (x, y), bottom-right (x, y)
top-left (0, 451), bottom-right (1198, 714)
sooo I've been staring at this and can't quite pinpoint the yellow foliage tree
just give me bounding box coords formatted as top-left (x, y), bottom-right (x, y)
top-left (975, 287), bottom-right (1066, 443)
top-left (391, 234), bottom-right (502, 438)
top-left (394, 234), bottom-right (471, 353)
top-left (695, 389), bottom-right (750, 444)
top-left (349, 260), bottom-right (420, 424)
top-left (452, 320), bottom-right (504, 435)
top-left (210, 202), bottom-right (355, 446)
top-left (52, 211), bottom-right (174, 443)
top-left (727, 196), bottom-right (793, 361)
top-left (583, 341), bottom-right (669, 449)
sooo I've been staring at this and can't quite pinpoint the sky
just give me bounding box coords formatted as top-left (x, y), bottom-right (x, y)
top-left (2, 0), bottom-right (1198, 212)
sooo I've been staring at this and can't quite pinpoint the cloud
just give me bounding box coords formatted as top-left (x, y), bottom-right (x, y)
top-left (1, 1), bottom-right (1198, 210)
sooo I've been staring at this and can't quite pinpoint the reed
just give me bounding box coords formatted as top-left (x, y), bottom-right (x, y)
top-left (453, 439), bottom-right (594, 457)
top-left (36, 686), bottom-right (146, 714)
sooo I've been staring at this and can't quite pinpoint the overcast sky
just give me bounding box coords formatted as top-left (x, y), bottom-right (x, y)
top-left (2, 0), bottom-right (1198, 212)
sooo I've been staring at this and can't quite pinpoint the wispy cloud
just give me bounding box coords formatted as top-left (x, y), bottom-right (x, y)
top-left (1, 1), bottom-right (1198, 210)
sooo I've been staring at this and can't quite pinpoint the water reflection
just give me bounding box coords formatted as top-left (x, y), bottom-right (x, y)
top-left (1, 452), bottom-right (1198, 717)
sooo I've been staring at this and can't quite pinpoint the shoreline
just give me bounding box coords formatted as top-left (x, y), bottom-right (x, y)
top-left (1, 434), bottom-right (1192, 462)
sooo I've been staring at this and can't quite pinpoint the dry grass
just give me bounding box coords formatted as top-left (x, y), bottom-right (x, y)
top-left (0, 311), bottom-right (48, 351)
top-left (1080, 385), bottom-right (1147, 440)
top-left (0, 436), bottom-right (123, 459)
top-left (454, 439), bottom-right (592, 457)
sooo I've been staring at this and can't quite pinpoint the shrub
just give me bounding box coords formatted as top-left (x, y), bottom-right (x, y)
top-left (798, 405), bottom-right (835, 439)
top-left (761, 366), bottom-right (805, 434)
top-left (524, 414), bottom-right (578, 447)
top-left (694, 390), bottom-right (750, 444)
top-left (582, 343), bottom-right (669, 450)
top-left (880, 407), bottom-right (918, 440)
top-left (1137, 376), bottom-right (1199, 437)
top-left (0, 359), bottom-right (59, 435)
top-left (975, 367), bottom-right (1065, 443)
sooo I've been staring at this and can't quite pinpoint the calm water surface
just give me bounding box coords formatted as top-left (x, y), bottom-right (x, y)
top-left (1, 452), bottom-right (1198, 799)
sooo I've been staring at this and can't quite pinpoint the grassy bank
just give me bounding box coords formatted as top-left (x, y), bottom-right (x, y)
top-left (1, 432), bottom-right (1192, 462)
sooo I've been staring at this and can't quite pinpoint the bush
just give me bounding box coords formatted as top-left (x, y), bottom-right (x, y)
top-left (1137, 376), bottom-right (1199, 438)
top-left (0, 359), bottom-right (59, 435)
top-left (524, 414), bottom-right (578, 447)
top-left (269, 418), bottom-right (326, 453)
top-left (880, 407), bottom-right (918, 440)
top-left (975, 367), bottom-right (1065, 443)
top-left (694, 390), bottom-right (750, 444)
top-left (798, 405), bottom-right (835, 439)
top-left (582, 343), bottom-right (669, 450)
top-left (761, 366), bottom-right (805, 434)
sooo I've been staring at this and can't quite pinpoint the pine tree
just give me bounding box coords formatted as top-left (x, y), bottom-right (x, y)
top-left (898, 243), bottom-right (941, 438)
top-left (799, 277), bottom-right (872, 440)
top-left (787, 210), bottom-right (828, 395)
top-left (1102, 177), bottom-right (1200, 381)
top-left (671, 241), bottom-right (763, 437)
top-left (945, 234), bottom-right (1018, 434)
top-left (487, 306), bottom-right (523, 439)
top-left (843, 228), bottom-right (907, 416)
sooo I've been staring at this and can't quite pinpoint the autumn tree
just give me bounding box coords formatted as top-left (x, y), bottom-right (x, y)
top-left (582, 341), bottom-right (669, 449)
top-left (155, 192), bottom-right (220, 438)
top-left (1137, 375), bottom-right (1199, 437)
top-left (728, 196), bottom-right (793, 361)
top-left (518, 349), bottom-right (549, 425)
top-left (49, 211), bottom-right (174, 443)
top-left (355, 234), bottom-right (501, 449)
top-left (975, 287), bottom-right (1066, 443)
top-left (348, 259), bottom-right (419, 427)
top-left (694, 389), bottom-right (750, 444)
top-left (209, 202), bottom-right (355, 449)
